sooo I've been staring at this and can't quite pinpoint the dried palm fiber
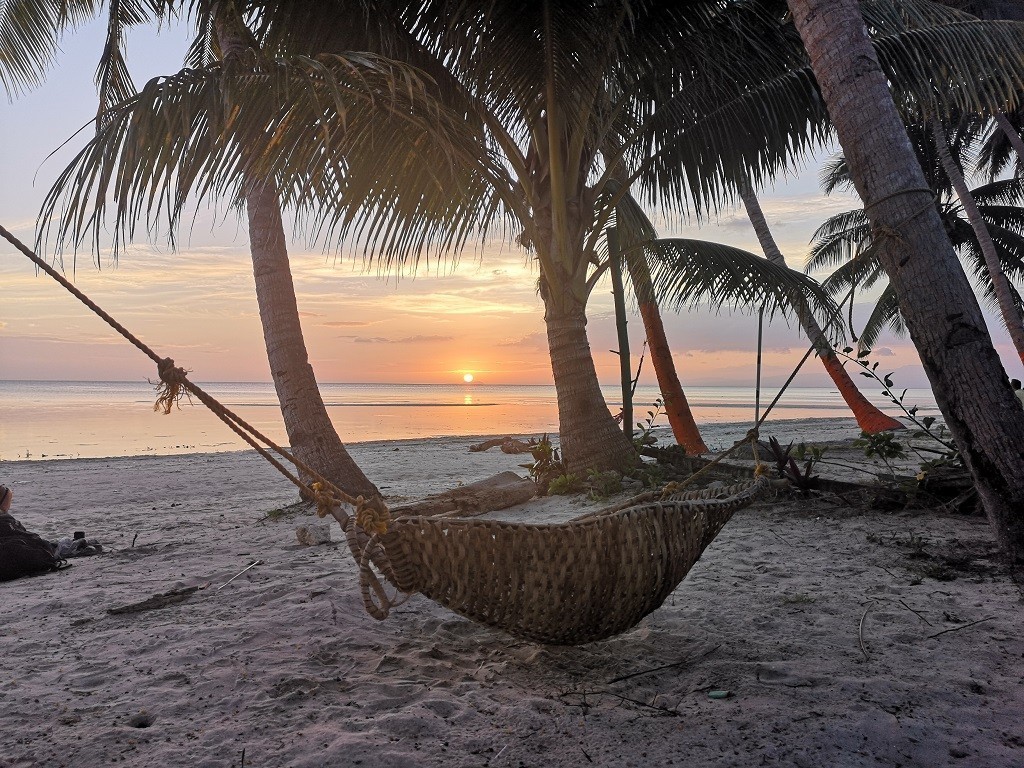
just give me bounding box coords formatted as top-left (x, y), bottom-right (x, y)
top-left (3, 225), bottom-right (776, 645)
top-left (347, 475), bottom-right (769, 645)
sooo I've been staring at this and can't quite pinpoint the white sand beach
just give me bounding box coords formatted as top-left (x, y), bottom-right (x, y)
top-left (1, 436), bottom-right (1021, 767)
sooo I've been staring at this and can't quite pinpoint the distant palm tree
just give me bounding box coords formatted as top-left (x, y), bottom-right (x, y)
top-left (737, 180), bottom-right (904, 433)
top-left (932, 120), bottom-right (1024, 364)
top-left (787, 0), bottom-right (1024, 562)
top-left (810, 136), bottom-right (1024, 357)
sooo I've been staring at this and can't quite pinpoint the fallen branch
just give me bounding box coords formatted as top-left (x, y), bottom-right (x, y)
top-left (469, 436), bottom-right (537, 454)
top-left (606, 645), bottom-right (720, 685)
top-left (927, 616), bottom-right (996, 640)
top-left (108, 586), bottom-right (199, 615)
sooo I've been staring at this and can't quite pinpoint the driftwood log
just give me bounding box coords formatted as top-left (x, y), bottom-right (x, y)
top-left (391, 471), bottom-right (536, 518)
top-left (469, 436), bottom-right (537, 454)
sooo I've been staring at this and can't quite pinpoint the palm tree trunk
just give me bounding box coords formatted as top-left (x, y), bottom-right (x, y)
top-left (787, 0), bottom-right (1024, 563)
top-left (607, 228), bottom-right (633, 440)
top-left (933, 122), bottom-right (1024, 366)
top-left (244, 177), bottom-right (379, 498)
top-left (624, 251), bottom-right (709, 454)
top-left (737, 182), bottom-right (904, 433)
top-left (216, 10), bottom-right (377, 499)
top-left (543, 296), bottom-right (639, 475)
top-left (994, 113), bottom-right (1024, 165)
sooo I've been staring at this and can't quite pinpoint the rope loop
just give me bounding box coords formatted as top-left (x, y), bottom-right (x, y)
top-left (343, 525), bottom-right (407, 621)
top-left (154, 357), bottom-right (191, 414)
top-left (355, 495), bottom-right (391, 536)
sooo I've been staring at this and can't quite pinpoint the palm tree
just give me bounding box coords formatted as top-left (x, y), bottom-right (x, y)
top-left (0, 0), bottom-right (379, 498)
top-left (931, 120), bottom-right (1024, 364)
top-left (786, 0), bottom-right (1024, 562)
top-left (212, 7), bottom-right (378, 497)
top-left (810, 150), bottom-right (1024, 357)
top-left (736, 180), bottom-right (904, 433)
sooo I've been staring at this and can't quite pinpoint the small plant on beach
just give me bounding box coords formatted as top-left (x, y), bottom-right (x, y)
top-left (584, 469), bottom-right (623, 501)
top-left (548, 473), bottom-right (583, 495)
top-left (767, 436), bottom-right (820, 492)
top-left (625, 462), bottom-right (667, 489)
top-left (838, 347), bottom-right (959, 455)
top-left (519, 435), bottom-right (568, 496)
top-left (633, 398), bottom-right (664, 451)
top-left (853, 429), bottom-right (906, 474)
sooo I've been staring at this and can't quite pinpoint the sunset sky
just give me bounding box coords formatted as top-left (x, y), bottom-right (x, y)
top-left (2, 16), bottom-right (1020, 389)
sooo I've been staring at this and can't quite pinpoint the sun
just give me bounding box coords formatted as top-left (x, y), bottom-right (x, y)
top-left (463, 373), bottom-right (475, 383)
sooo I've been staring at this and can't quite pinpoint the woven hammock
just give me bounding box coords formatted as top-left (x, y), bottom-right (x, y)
top-left (351, 475), bottom-right (769, 645)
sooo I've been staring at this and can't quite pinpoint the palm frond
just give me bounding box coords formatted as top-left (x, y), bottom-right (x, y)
top-left (972, 179), bottom-right (1024, 207)
top-left (874, 22), bottom-right (1024, 122)
top-left (818, 154), bottom-right (851, 195)
top-left (857, 284), bottom-right (905, 350)
top-left (644, 237), bottom-right (843, 343)
top-left (0, 0), bottom-right (100, 96)
top-left (806, 210), bottom-right (872, 273)
top-left (95, 0), bottom-right (166, 122)
top-left (38, 51), bottom-right (510, 266)
top-left (820, 249), bottom-right (887, 296)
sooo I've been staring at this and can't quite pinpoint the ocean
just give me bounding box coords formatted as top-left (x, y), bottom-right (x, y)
top-left (0, 380), bottom-right (940, 461)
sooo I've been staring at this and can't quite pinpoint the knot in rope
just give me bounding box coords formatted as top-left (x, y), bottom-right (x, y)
top-left (311, 482), bottom-right (338, 519)
top-left (154, 358), bottom-right (191, 414)
top-left (355, 495), bottom-right (391, 536)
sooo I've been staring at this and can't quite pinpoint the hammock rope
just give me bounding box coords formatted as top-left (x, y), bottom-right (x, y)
top-left (4, 225), bottom-right (803, 643)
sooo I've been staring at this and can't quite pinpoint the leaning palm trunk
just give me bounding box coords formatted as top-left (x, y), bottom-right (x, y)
top-left (994, 113), bottom-right (1024, 164)
top-left (542, 297), bottom-right (639, 474)
top-left (787, 0), bottom-right (1024, 563)
top-left (243, 178), bottom-right (379, 498)
top-left (624, 252), bottom-right (709, 454)
top-left (932, 122), bottom-right (1024, 366)
top-left (216, 12), bottom-right (378, 499)
top-left (738, 182), bottom-right (904, 433)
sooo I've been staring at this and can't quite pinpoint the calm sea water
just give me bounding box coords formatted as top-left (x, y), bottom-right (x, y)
top-left (0, 380), bottom-right (940, 461)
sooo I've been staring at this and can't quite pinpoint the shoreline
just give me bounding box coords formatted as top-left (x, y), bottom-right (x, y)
top-left (1, 414), bottom-right (895, 464)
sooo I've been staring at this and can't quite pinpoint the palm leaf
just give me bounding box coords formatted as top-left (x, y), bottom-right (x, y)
top-left (644, 237), bottom-right (843, 343)
top-left (857, 283), bottom-right (905, 350)
top-left (0, 0), bottom-right (100, 95)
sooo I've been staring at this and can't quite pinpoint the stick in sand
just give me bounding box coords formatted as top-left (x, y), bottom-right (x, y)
top-left (218, 560), bottom-right (263, 591)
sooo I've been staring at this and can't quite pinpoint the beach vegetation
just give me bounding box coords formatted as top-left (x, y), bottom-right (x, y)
top-left (546, 473), bottom-right (583, 497)
top-left (519, 434), bottom-right (568, 496)
top-left (766, 436), bottom-right (821, 493)
top-left (838, 346), bottom-right (959, 456)
top-left (632, 398), bottom-right (664, 453)
top-left (583, 469), bottom-right (623, 501)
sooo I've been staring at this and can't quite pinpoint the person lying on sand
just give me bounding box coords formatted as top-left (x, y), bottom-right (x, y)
top-left (0, 484), bottom-right (104, 582)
